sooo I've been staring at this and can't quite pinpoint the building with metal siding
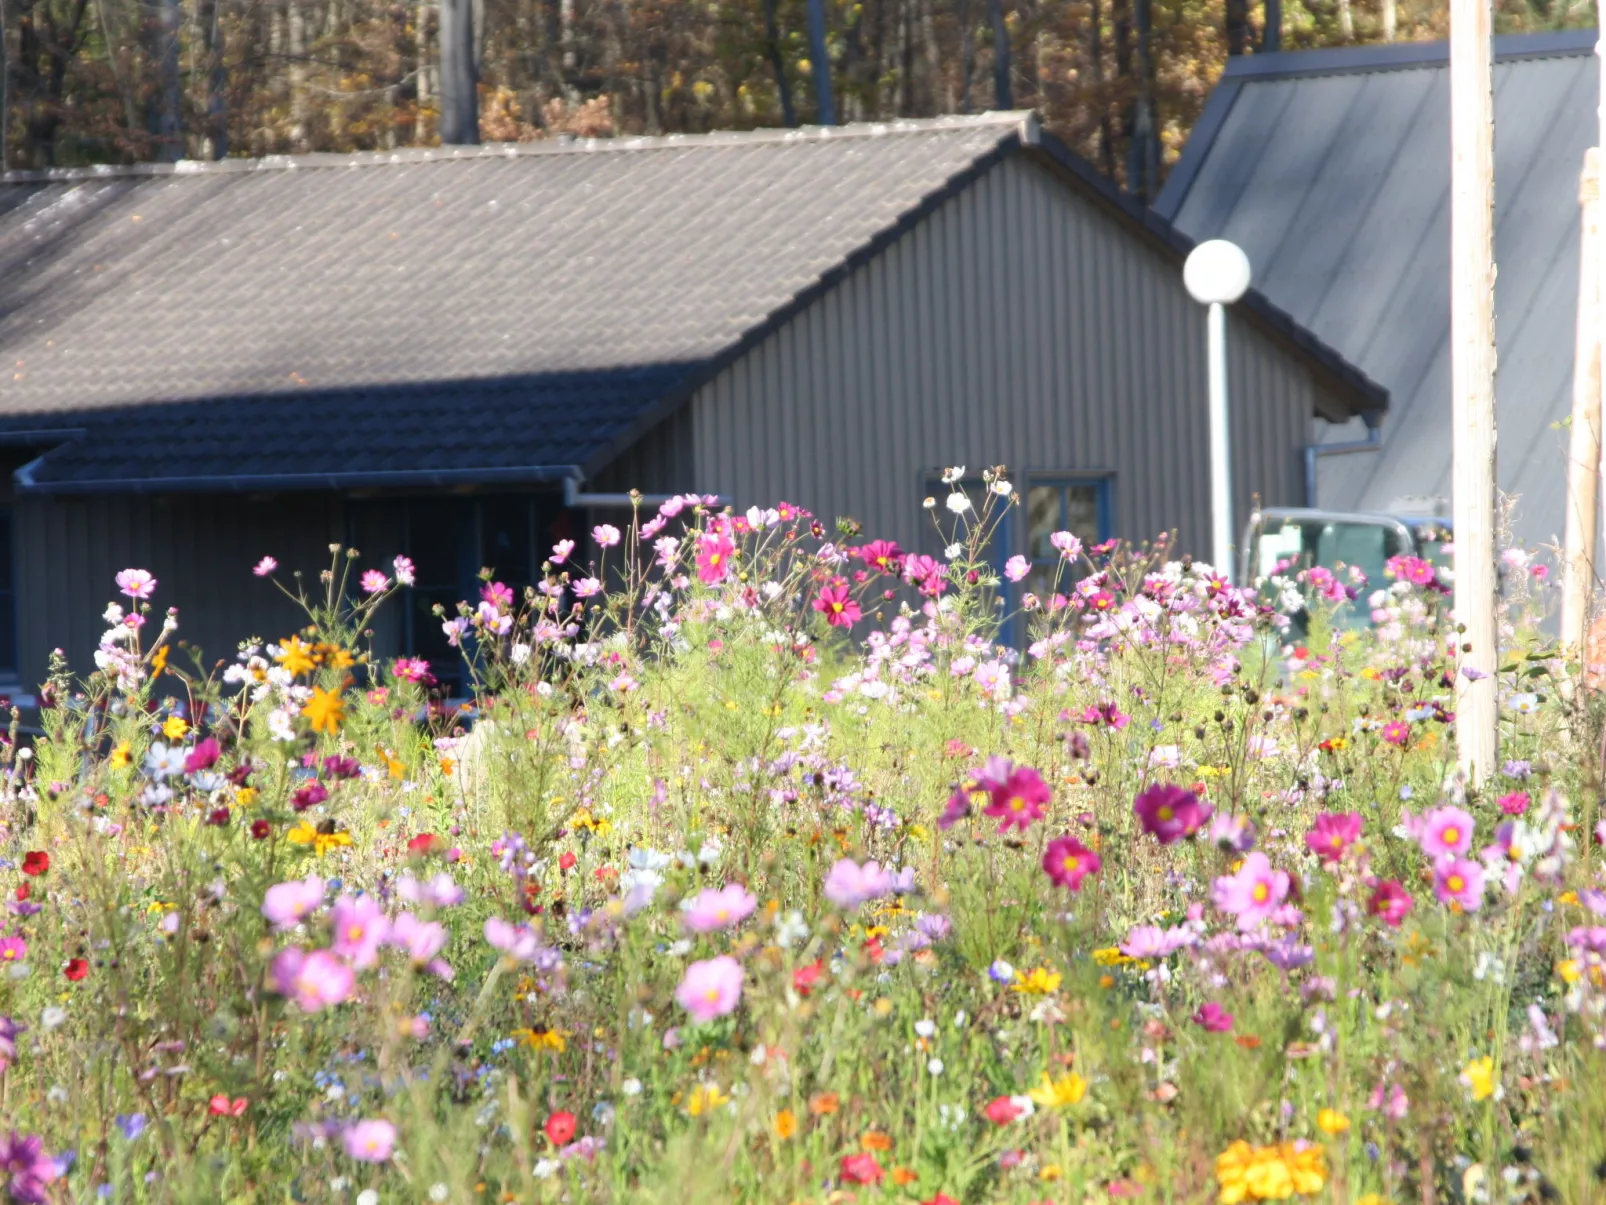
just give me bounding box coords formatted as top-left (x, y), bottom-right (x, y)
top-left (0, 114), bottom-right (1385, 694)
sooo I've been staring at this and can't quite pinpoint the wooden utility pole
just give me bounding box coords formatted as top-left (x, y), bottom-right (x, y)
top-left (1449, 0), bottom-right (1499, 783)
top-left (1562, 148), bottom-right (1601, 665)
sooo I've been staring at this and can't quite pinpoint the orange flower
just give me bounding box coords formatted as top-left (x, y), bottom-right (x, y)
top-left (861, 1131), bottom-right (893, 1151)
top-left (891, 1167), bottom-right (918, 1185)
top-left (1234, 1034), bottom-right (1262, 1050)
top-left (809, 1092), bottom-right (840, 1116)
top-left (774, 1110), bottom-right (798, 1140)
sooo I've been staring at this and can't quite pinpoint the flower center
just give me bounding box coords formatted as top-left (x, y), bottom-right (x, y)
top-left (1448, 875), bottom-right (1465, 893)
top-left (1442, 826), bottom-right (1460, 845)
top-left (704, 988), bottom-right (721, 1003)
top-left (1157, 806), bottom-right (1174, 822)
top-left (347, 925), bottom-right (363, 941)
top-left (1010, 797), bottom-right (1026, 811)
top-left (1063, 855), bottom-right (1079, 872)
top-left (1252, 883), bottom-right (1270, 903)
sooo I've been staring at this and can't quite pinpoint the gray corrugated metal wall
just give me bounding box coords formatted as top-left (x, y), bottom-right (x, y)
top-left (12, 492), bottom-right (341, 689)
top-left (684, 153), bottom-right (1323, 559)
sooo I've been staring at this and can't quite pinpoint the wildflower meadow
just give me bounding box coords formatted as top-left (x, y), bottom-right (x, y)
top-left (0, 467), bottom-right (1602, 1205)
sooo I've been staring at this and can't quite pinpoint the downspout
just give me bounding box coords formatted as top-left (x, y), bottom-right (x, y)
top-left (1302, 411), bottom-right (1383, 507)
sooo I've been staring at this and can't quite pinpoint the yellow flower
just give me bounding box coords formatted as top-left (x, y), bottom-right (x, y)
top-left (161, 715), bottom-right (189, 740)
top-left (235, 786), bottom-right (258, 809)
top-left (1557, 959), bottom-right (1582, 984)
top-left (773, 1109), bottom-right (798, 1140)
top-left (150, 645), bottom-right (170, 676)
top-left (1461, 1056), bottom-right (1496, 1102)
top-left (287, 820), bottom-right (353, 857)
top-left (302, 687), bottom-right (346, 734)
top-left (1356, 1196), bottom-right (1394, 1205)
top-left (1039, 1164), bottom-right (1063, 1181)
top-left (380, 749), bottom-right (407, 779)
top-left (274, 635), bottom-right (318, 677)
top-left (511, 1027), bottom-right (568, 1053)
top-left (1216, 1140), bottom-right (1326, 1202)
top-left (1092, 947), bottom-right (1126, 966)
top-left (109, 741), bottom-right (133, 769)
top-left (1012, 966), bottom-right (1062, 995)
top-left (316, 643), bottom-right (355, 670)
top-left (1558, 890), bottom-right (1580, 907)
top-left (1027, 1071), bottom-right (1086, 1108)
top-left (684, 1083), bottom-right (730, 1116)
top-left (1316, 1108), bottom-right (1349, 1135)
top-left (1199, 764), bottom-right (1232, 777)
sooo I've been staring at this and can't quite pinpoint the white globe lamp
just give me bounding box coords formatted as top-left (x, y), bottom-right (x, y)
top-left (1184, 239), bottom-right (1253, 306)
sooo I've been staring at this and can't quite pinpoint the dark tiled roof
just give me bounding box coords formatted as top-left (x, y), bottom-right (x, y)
top-left (0, 112), bottom-right (1385, 491)
top-left (1155, 29), bottom-right (1596, 550)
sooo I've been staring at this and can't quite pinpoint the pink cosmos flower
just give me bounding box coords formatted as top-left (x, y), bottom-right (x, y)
top-left (388, 912), bottom-right (451, 978)
top-left (1366, 879), bottom-right (1413, 927)
top-left (1121, 924), bottom-right (1196, 959)
top-left (392, 555), bottom-right (417, 586)
top-left (822, 858), bottom-right (893, 910)
top-left (1417, 806), bottom-right (1475, 859)
top-left (252, 556), bottom-right (278, 577)
top-left (261, 875), bottom-right (325, 930)
top-left (593, 524), bottom-right (621, 548)
top-left (271, 947), bottom-right (355, 1012)
top-left (1380, 721), bottom-right (1411, 747)
top-left (1497, 791), bottom-right (1530, 816)
top-left (392, 656), bottom-right (434, 685)
top-left (1208, 812), bottom-right (1257, 852)
top-left (0, 936), bottom-right (27, 965)
top-left (813, 585), bottom-right (861, 629)
top-left (1432, 856), bottom-right (1484, 912)
top-left (696, 534), bottom-right (736, 584)
top-left (1004, 555), bottom-right (1030, 582)
top-left (184, 737), bottom-right (221, 774)
top-left (937, 785), bottom-right (974, 830)
top-left (550, 539), bottom-right (575, 564)
top-left (1050, 530), bottom-right (1082, 558)
top-left (675, 955), bottom-right (744, 1022)
top-left (484, 917), bottom-right (544, 961)
top-left (1133, 783), bottom-right (1212, 845)
top-left (1306, 812), bottom-right (1362, 864)
top-left (343, 1118), bottom-right (397, 1163)
top-left (983, 765), bottom-right (1051, 832)
top-left (329, 895), bottom-right (389, 968)
top-left (572, 577), bottom-right (603, 598)
top-left (1042, 835), bottom-right (1100, 891)
top-left (858, 539), bottom-right (905, 575)
top-left (1212, 852), bottom-right (1290, 930)
top-left (359, 569), bottom-right (388, 594)
top-left (396, 871), bottom-right (464, 909)
top-left (115, 568), bottom-right (157, 600)
top-left (1192, 1002), bottom-right (1234, 1032)
top-left (681, 884), bottom-right (758, 932)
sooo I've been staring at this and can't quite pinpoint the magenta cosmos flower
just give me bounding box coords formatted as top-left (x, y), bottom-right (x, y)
top-left (329, 895), bottom-right (389, 968)
top-left (343, 1118), bottom-right (397, 1163)
top-left (0, 936), bottom-right (28, 965)
top-left (675, 955), bottom-right (744, 1023)
top-left (115, 568), bottom-right (157, 600)
top-left (271, 947), bottom-right (356, 1012)
top-left (1366, 879), bottom-right (1413, 927)
top-left (1133, 783), bottom-right (1212, 845)
top-left (1042, 835), bottom-right (1100, 891)
top-left (1433, 856), bottom-right (1485, 912)
top-left (1191, 1002), bottom-right (1234, 1032)
top-left (1417, 806), bottom-right (1475, 859)
top-left (1212, 852), bottom-right (1290, 930)
top-left (360, 569), bottom-right (389, 594)
top-left (1380, 720), bottom-right (1411, 747)
top-left (823, 858), bottom-right (893, 910)
top-left (0, 1131), bottom-right (59, 1204)
top-left (982, 765), bottom-right (1051, 832)
top-left (696, 534), bottom-right (736, 584)
top-left (681, 884), bottom-right (758, 933)
top-left (1306, 812), bottom-right (1362, 865)
top-left (261, 874), bottom-right (325, 930)
top-left (812, 585), bottom-right (861, 629)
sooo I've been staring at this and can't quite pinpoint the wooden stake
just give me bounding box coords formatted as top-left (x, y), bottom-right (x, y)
top-left (1562, 148), bottom-right (1601, 667)
top-left (1449, 0), bottom-right (1500, 783)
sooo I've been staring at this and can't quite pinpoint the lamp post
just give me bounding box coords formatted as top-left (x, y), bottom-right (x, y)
top-left (1183, 239), bottom-right (1253, 583)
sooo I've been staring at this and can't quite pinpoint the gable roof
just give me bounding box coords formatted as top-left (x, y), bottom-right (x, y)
top-left (1155, 29), bottom-right (1597, 549)
top-left (0, 113), bottom-right (1384, 493)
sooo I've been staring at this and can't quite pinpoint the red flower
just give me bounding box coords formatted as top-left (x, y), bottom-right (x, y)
top-left (839, 1152), bottom-right (885, 1185)
top-left (983, 1096), bottom-right (1022, 1125)
top-left (793, 960), bottom-right (824, 996)
top-left (206, 807), bottom-right (231, 827)
top-left (249, 820), bottom-right (271, 840)
top-left (923, 1197), bottom-right (962, 1205)
top-left (208, 1094), bottom-right (248, 1116)
top-left (14, 883), bottom-right (29, 902)
top-left (559, 851), bottom-right (577, 872)
top-left (21, 851), bottom-right (48, 876)
top-left (544, 1111), bottom-right (577, 1146)
top-left (63, 958), bottom-right (89, 981)
top-left (408, 833), bottom-right (443, 856)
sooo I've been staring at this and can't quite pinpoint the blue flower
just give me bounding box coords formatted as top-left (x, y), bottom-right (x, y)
top-left (115, 1114), bottom-right (147, 1141)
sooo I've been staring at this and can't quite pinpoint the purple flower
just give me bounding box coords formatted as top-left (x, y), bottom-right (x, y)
top-left (261, 875), bottom-right (325, 930)
top-left (0, 1131), bottom-right (59, 1204)
top-left (822, 858), bottom-right (893, 911)
top-left (1133, 783), bottom-right (1212, 845)
top-left (1256, 937), bottom-right (1315, 971)
top-left (675, 955), bottom-right (744, 1023)
top-left (114, 1114), bottom-right (147, 1141)
top-left (329, 895), bottom-right (389, 968)
top-left (1208, 812), bottom-right (1257, 853)
top-left (1212, 852), bottom-right (1290, 931)
top-left (937, 786), bottom-right (973, 830)
top-left (680, 884), bottom-right (758, 933)
top-left (343, 1119), bottom-right (397, 1163)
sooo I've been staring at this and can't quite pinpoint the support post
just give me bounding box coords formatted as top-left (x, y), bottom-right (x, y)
top-left (1563, 148), bottom-right (1601, 667)
top-left (1208, 301), bottom-right (1233, 583)
top-left (1449, 0), bottom-right (1500, 783)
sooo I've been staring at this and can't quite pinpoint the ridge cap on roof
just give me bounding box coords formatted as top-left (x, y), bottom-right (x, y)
top-left (1219, 26), bottom-right (1595, 82)
top-left (0, 111), bottom-right (1036, 187)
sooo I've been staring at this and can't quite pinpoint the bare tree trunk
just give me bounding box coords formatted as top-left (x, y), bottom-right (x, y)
top-left (147, 0), bottom-right (183, 160)
top-left (1381, 0), bottom-right (1396, 41)
top-left (1225, 0), bottom-right (1248, 54)
top-left (920, 0), bottom-right (939, 114)
top-left (1263, 0), bottom-right (1281, 50)
top-left (1338, 0), bottom-right (1353, 40)
top-left (288, 0), bottom-right (310, 149)
top-left (1562, 149), bottom-right (1601, 666)
top-left (1449, 0), bottom-right (1500, 782)
top-left (987, 0), bottom-right (1010, 109)
top-left (199, 0), bottom-right (228, 158)
top-left (439, 0), bottom-right (479, 142)
top-left (762, 0), bottom-right (797, 125)
top-left (957, 0), bottom-right (975, 112)
top-left (1091, 0), bottom-right (1114, 176)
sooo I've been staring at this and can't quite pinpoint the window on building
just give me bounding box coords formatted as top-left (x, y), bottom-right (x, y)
top-left (1022, 479), bottom-right (1111, 605)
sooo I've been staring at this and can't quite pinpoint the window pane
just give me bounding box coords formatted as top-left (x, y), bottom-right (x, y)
top-left (1027, 486), bottom-right (1061, 561)
top-left (1063, 485), bottom-right (1100, 546)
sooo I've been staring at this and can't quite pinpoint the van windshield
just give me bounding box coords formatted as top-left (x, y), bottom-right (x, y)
top-left (1249, 515), bottom-right (1413, 627)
